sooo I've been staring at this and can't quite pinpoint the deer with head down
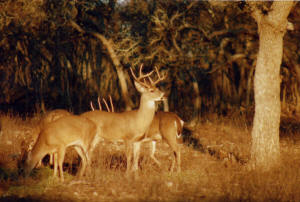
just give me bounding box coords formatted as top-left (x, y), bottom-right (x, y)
top-left (25, 115), bottom-right (101, 181)
top-left (32, 109), bottom-right (73, 168)
top-left (82, 64), bottom-right (166, 172)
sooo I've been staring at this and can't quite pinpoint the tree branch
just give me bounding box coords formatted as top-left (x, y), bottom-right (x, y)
top-left (247, 2), bottom-right (262, 24)
top-left (69, 20), bottom-right (132, 110)
top-left (269, 1), bottom-right (295, 23)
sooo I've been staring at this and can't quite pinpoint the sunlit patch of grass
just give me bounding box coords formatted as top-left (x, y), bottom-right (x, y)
top-left (220, 164), bottom-right (300, 201)
top-left (2, 113), bottom-right (300, 201)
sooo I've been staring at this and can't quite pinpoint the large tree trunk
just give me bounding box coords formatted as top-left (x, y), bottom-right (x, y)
top-left (250, 2), bottom-right (294, 169)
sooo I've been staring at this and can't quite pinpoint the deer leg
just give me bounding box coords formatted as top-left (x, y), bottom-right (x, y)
top-left (170, 145), bottom-right (181, 172)
top-left (57, 148), bottom-right (66, 182)
top-left (132, 141), bottom-right (141, 172)
top-left (74, 147), bottom-right (88, 178)
top-left (150, 141), bottom-right (161, 167)
top-left (125, 142), bottom-right (133, 172)
top-left (163, 130), bottom-right (181, 172)
top-left (170, 152), bottom-right (176, 172)
top-left (50, 153), bottom-right (54, 165)
top-left (53, 152), bottom-right (58, 177)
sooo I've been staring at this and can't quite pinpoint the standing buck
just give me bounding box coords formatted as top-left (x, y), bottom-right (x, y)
top-left (82, 64), bottom-right (166, 172)
top-left (25, 115), bottom-right (101, 181)
top-left (90, 99), bottom-right (184, 172)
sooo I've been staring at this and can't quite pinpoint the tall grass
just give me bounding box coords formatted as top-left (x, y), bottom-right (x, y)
top-left (1, 113), bottom-right (300, 201)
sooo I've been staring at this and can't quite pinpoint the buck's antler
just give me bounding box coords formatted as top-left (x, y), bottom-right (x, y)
top-left (90, 96), bottom-right (114, 112)
top-left (130, 64), bottom-right (167, 88)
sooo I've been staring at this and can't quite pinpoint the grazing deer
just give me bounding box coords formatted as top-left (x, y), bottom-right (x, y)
top-left (25, 115), bottom-right (101, 181)
top-left (82, 64), bottom-right (166, 172)
top-left (91, 98), bottom-right (184, 172)
top-left (40, 109), bottom-right (73, 129)
top-left (33, 109), bottom-right (72, 167)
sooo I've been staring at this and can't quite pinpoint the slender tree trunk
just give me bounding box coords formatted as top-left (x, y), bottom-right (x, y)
top-left (192, 80), bottom-right (201, 118)
top-left (292, 64), bottom-right (300, 113)
top-left (246, 64), bottom-right (254, 107)
top-left (69, 20), bottom-right (133, 110)
top-left (250, 2), bottom-right (294, 169)
top-left (91, 33), bottom-right (133, 111)
top-left (185, 79), bottom-right (201, 129)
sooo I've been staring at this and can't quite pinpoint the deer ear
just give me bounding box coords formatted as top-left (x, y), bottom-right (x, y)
top-left (134, 81), bottom-right (146, 93)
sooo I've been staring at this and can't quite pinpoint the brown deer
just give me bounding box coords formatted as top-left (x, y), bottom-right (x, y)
top-left (90, 97), bottom-right (184, 172)
top-left (82, 64), bottom-right (166, 172)
top-left (39, 109), bottom-right (72, 129)
top-left (146, 111), bottom-right (183, 172)
top-left (25, 115), bottom-right (101, 181)
top-left (31, 109), bottom-right (72, 168)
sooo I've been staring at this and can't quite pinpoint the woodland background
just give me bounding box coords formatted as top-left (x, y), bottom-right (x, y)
top-left (0, 0), bottom-right (300, 122)
top-left (1, 1), bottom-right (300, 201)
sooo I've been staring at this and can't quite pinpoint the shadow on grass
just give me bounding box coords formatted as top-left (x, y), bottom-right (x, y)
top-left (182, 128), bottom-right (205, 152)
top-left (0, 167), bottom-right (21, 181)
top-left (0, 195), bottom-right (75, 202)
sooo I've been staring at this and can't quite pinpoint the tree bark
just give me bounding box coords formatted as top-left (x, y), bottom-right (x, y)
top-left (250, 2), bottom-right (294, 169)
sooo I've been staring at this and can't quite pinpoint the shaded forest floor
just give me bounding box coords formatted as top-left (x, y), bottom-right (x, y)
top-left (1, 112), bottom-right (300, 201)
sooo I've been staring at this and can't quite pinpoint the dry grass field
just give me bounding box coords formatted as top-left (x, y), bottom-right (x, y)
top-left (1, 112), bottom-right (300, 201)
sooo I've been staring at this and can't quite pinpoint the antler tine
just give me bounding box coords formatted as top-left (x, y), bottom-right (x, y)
top-left (130, 67), bottom-right (138, 81)
top-left (109, 95), bottom-right (114, 112)
top-left (90, 101), bottom-right (95, 111)
top-left (139, 64), bottom-right (143, 78)
top-left (131, 64), bottom-right (166, 87)
top-left (102, 98), bottom-right (110, 112)
top-left (147, 76), bottom-right (154, 85)
top-left (97, 97), bottom-right (102, 111)
top-left (130, 64), bottom-right (155, 83)
top-left (151, 66), bottom-right (167, 85)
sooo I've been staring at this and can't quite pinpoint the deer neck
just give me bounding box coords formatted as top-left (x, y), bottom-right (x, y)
top-left (137, 94), bottom-right (156, 125)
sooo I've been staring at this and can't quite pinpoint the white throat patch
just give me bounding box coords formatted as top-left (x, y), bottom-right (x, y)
top-left (147, 101), bottom-right (155, 108)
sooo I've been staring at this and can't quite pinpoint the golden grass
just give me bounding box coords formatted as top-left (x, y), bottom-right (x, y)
top-left (1, 113), bottom-right (300, 201)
